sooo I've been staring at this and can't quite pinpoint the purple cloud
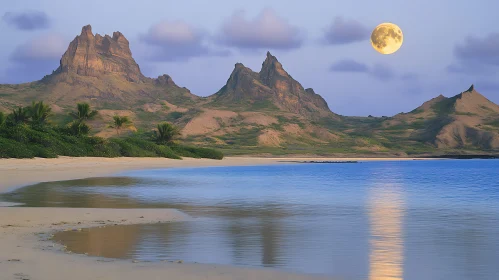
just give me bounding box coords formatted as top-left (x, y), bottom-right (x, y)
top-left (328, 60), bottom-right (405, 81)
top-left (455, 33), bottom-right (499, 65)
top-left (217, 8), bottom-right (303, 50)
top-left (330, 59), bottom-right (369, 72)
top-left (448, 33), bottom-right (499, 74)
top-left (323, 17), bottom-right (369, 45)
top-left (447, 61), bottom-right (497, 75)
top-left (2, 34), bottom-right (66, 83)
top-left (9, 34), bottom-right (66, 63)
top-left (140, 20), bottom-right (229, 61)
top-left (2, 11), bottom-right (50, 31)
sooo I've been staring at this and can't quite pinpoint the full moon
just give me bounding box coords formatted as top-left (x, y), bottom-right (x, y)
top-left (371, 23), bottom-right (403, 55)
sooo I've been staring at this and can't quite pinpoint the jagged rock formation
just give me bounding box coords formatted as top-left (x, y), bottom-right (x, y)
top-left (56, 25), bottom-right (144, 82)
top-left (211, 52), bottom-right (333, 118)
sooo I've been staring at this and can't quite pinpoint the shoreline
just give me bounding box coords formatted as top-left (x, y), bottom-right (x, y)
top-left (0, 156), bottom-right (432, 280)
top-left (0, 156), bottom-right (433, 193)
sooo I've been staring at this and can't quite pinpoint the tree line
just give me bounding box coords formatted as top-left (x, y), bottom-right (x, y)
top-left (0, 101), bottom-right (222, 159)
top-left (0, 101), bottom-right (181, 145)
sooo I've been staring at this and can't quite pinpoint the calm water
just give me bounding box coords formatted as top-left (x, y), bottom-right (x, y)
top-left (2, 160), bottom-right (499, 279)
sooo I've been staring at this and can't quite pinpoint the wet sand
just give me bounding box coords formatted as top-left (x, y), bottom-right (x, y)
top-left (0, 208), bottom-right (331, 280)
top-left (0, 156), bottom-right (426, 280)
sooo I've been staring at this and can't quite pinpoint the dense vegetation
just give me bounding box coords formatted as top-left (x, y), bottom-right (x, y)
top-left (0, 102), bottom-right (223, 160)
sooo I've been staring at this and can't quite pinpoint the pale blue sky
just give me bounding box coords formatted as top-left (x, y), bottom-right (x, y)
top-left (1, 0), bottom-right (498, 116)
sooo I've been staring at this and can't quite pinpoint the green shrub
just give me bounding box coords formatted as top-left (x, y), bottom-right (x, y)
top-left (172, 145), bottom-right (224, 160)
top-left (66, 121), bottom-right (90, 136)
top-left (0, 138), bottom-right (35, 158)
top-left (109, 138), bottom-right (157, 157)
top-left (166, 111), bottom-right (184, 120)
top-left (31, 145), bottom-right (58, 158)
top-left (0, 127), bottom-right (223, 159)
top-left (486, 119), bottom-right (499, 128)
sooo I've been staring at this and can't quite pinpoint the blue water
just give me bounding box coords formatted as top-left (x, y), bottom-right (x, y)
top-left (5, 160), bottom-right (499, 279)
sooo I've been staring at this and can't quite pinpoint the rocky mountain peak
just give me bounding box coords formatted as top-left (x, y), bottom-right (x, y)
top-left (305, 88), bottom-right (316, 95)
top-left (259, 51), bottom-right (290, 86)
top-left (227, 63), bottom-right (254, 80)
top-left (465, 84), bottom-right (474, 92)
top-left (407, 85), bottom-right (499, 117)
top-left (263, 51), bottom-right (278, 64)
top-left (112, 31), bottom-right (124, 40)
top-left (234, 62), bottom-right (245, 68)
top-left (454, 85), bottom-right (499, 114)
top-left (80, 24), bottom-right (93, 37)
top-left (55, 25), bottom-right (144, 82)
top-left (228, 63), bottom-right (255, 79)
top-left (212, 52), bottom-right (333, 118)
top-left (154, 74), bottom-right (177, 87)
top-left (221, 63), bottom-right (260, 94)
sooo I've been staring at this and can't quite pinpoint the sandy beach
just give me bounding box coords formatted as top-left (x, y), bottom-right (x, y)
top-left (0, 156), bottom-right (424, 280)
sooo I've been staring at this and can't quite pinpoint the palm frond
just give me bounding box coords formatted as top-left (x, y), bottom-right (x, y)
top-left (155, 122), bottom-right (180, 144)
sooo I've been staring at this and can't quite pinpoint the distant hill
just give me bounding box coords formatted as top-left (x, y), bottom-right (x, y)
top-left (0, 25), bottom-right (498, 156)
top-left (381, 85), bottom-right (499, 149)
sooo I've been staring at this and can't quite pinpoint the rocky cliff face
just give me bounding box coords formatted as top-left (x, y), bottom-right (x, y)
top-left (212, 52), bottom-right (333, 118)
top-left (56, 25), bottom-right (144, 82)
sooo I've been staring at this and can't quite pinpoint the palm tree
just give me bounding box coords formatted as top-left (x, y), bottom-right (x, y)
top-left (9, 107), bottom-right (30, 125)
top-left (70, 103), bottom-right (98, 123)
top-left (110, 115), bottom-right (131, 136)
top-left (155, 122), bottom-right (180, 145)
top-left (69, 103), bottom-right (98, 136)
top-left (68, 121), bottom-right (90, 136)
top-left (0, 111), bottom-right (5, 127)
top-left (28, 101), bottom-right (52, 125)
